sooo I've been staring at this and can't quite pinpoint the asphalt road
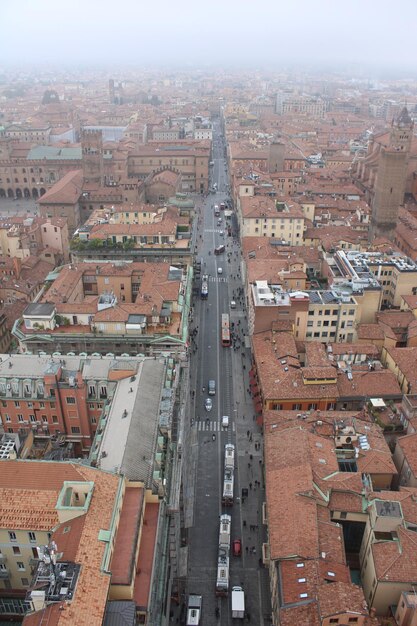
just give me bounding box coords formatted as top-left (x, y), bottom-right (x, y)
top-left (181, 119), bottom-right (271, 625)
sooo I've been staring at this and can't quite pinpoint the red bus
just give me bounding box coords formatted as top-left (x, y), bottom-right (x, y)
top-left (221, 313), bottom-right (231, 347)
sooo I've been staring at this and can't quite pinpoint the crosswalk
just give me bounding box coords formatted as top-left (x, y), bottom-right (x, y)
top-left (208, 276), bottom-right (227, 283)
top-left (194, 420), bottom-right (236, 432)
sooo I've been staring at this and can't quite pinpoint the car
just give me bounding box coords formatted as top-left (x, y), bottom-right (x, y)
top-left (205, 398), bottom-right (213, 412)
top-left (217, 267), bottom-right (223, 275)
top-left (230, 300), bottom-right (236, 309)
top-left (219, 230), bottom-right (224, 236)
top-left (221, 415), bottom-right (229, 429)
top-left (232, 539), bottom-right (242, 557)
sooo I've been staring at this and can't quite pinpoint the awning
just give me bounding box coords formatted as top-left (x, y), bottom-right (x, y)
top-left (254, 398), bottom-right (263, 411)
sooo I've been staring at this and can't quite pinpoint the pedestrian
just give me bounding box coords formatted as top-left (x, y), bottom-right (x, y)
top-left (245, 546), bottom-right (248, 554)
top-left (247, 430), bottom-right (250, 438)
top-left (243, 519), bottom-right (246, 527)
top-left (248, 462), bottom-right (251, 469)
top-left (249, 482), bottom-right (252, 490)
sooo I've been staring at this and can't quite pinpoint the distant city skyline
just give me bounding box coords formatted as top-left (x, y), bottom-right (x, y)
top-left (1, 0), bottom-right (417, 74)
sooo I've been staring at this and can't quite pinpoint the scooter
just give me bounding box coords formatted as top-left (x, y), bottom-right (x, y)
top-left (212, 433), bottom-right (216, 441)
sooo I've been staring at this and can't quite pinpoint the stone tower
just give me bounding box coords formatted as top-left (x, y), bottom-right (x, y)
top-left (109, 79), bottom-right (115, 104)
top-left (268, 141), bottom-right (285, 173)
top-left (81, 129), bottom-right (104, 185)
top-left (370, 107), bottom-right (413, 241)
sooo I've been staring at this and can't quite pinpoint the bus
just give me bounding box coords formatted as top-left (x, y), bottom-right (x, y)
top-left (201, 274), bottom-right (208, 299)
top-left (221, 313), bottom-right (231, 347)
top-left (216, 514), bottom-right (231, 595)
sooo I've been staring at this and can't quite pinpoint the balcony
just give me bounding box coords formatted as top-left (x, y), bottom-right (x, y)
top-left (0, 567), bottom-right (10, 579)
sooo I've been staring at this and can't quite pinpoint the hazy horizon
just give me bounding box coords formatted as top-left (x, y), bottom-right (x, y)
top-left (1, 0), bottom-right (417, 74)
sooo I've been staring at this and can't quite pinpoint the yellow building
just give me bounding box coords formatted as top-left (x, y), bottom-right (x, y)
top-left (359, 496), bottom-right (417, 615)
top-left (239, 196), bottom-right (305, 245)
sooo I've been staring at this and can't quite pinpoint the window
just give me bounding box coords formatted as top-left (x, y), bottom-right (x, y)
top-left (329, 620), bottom-right (339, 624)
top-left (66, 397), bottom-right (76, 404)
top-left (28, 532), bottom-right (36, 542)
top-left (292, 403), bottom-right (301, 410)
top-left (14, 401), bottom-right (20, 407)
top-left (17, 562), bottom-right (25, 571)
top-left (9, 532), bottom-right (16, 542)
top-left (5, 414), bottom-right (10, 422)
top-left (21, 577), bottom-right (29, 586)
top-left (71, 426), bottom-right (80, 434)
top-left (17, 414), bottom-right (24, 423)
top-left (29, 415), bottom-right (36, 423)
top-left (52, 415), bottom-right (58, 423)
top-left (348, 619), bottom-right (358, 623)
top-left (13, 546), bottom-right (20, 554)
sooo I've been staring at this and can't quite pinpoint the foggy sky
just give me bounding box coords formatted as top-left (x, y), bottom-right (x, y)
top-left (1, 0), bottom-right (416, 72)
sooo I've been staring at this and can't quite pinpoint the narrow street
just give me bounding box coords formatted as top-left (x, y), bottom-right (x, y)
top-left (175, 118), bottom-right (271, 625)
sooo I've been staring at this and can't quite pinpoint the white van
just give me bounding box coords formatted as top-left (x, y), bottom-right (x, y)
top-left (208, 379), bottom-right (216, 396)
top-left (221, 415), bottom-right (229, 429)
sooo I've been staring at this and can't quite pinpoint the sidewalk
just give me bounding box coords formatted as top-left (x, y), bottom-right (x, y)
top-left (227, 231), bottom-right (271, 621)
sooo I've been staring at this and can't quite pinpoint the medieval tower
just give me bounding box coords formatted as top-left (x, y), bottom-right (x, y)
top-left (81, 129), bottom-right (104, 186)
top-left (370, 107), bottom-right (413, 241)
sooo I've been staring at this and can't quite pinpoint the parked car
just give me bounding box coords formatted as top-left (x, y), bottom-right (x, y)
top-left (217, 267), bottom-right (223, 275)
top-left (205, 398), bottom-right (213, 412)
top-left (232, 539), bottom-right (242, 557)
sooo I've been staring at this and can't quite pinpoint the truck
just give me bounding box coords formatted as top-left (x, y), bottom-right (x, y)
top-left (231, 586), bottom-right (245, 619)
top-left (186, 594), bottom-right (202, 625)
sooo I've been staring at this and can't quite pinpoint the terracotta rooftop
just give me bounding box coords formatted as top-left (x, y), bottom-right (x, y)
top-left (317, 581), bottom-right (368, 618)
top-left (110, 486), bottom-right (144, 585)
top-left (1, 460), bottom-right (121, 626)
top-left (396, 434), bottom-right (417, 478)
top-left (38, 170), bottom-right (83, 205)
